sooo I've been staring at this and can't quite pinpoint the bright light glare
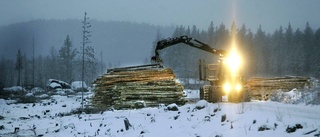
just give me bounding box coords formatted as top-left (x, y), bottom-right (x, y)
top-left (236, 84), bottom-right (242, 91)
top-left (224, 83), bottom-right (231, 93)
top-left (227, 49), bottom-right (241, 74)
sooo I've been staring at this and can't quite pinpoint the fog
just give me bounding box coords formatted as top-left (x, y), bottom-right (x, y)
top-left (1, 0), bottom-right (320, 32)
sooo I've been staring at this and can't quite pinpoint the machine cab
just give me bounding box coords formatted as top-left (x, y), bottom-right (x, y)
top-left (199, 55), bottom-right (245, 102)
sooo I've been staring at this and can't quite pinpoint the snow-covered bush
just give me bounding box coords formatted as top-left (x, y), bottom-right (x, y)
top-left (195, 100), bottom-right (208, 110)
top-left (270, 87), bottom-right (320, 105)
top-left (49, 83), bottom-right (62, 89)
top-left (3, 86), bottom-right (26, 92)
top-left (133, 100), bottom-right (146, 108)
top-left (4, 99), bottom-right (16, 104)
top-left (37, 94), bottom-right (49, 99)
top-left (167, 103), bottom-right (179, 111)
top-left (71, 81), bottom-right (88, 92)
top-left (301, 87), bottom-right (320, 105)
top-left (270, 90), bottom-right (284, 102)
top-left (46, 79), bottom-right (71, 91)
top-left (270, 89), bottom-right (301, 104)
top-left (1, 86), bottom-right (27, 99)
top-left (54, 89), bottom-right (75, 95)
top-left (25, 93), bottom-right (34, 96)
top-left (31, 87), bottom-right (45, 94)
top-left (0, 86), bottom-right (40, 103)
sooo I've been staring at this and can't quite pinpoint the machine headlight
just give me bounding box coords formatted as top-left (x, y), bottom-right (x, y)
top-left (235, 84), bottom-right (242, 91)
top-left (224, 83), bottom-right (231, 93)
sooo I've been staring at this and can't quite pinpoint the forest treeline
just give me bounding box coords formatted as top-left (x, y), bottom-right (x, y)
top-left (0, 35), bottom-right (103, 89)
top-left (1, 21), bottom-right (320, 89)
top-left (158, 21), bottom-right (320, 80)
top-left (0, 19), bottom-right (173, 89)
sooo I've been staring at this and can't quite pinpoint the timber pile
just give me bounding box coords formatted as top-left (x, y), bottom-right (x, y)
top-left (246, 76), bottom-right (310, 99)
top-left (93, 64), bottom-right (185, 109)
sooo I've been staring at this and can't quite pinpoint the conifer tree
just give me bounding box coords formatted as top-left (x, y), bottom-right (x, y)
top-left (59, 35), bottom-right (77, 83)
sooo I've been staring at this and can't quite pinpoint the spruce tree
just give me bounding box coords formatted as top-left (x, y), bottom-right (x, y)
top-left (59, 35), bottom-right (77, 83)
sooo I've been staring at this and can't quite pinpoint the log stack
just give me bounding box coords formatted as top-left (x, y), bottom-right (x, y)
top-left (246, 76), bottom-right (310, 100)
top-left (92, 64), bottom-right (185, 109)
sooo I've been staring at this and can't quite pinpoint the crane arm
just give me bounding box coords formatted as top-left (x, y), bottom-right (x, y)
top-left (151, 35), bottom-right (227, 63)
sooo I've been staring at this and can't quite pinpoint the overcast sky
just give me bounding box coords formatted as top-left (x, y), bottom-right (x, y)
top-left (1, 0), bottom-right (320, 33)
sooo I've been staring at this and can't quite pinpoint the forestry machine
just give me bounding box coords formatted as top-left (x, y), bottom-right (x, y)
top-left (151, 35), bottom-right (249, 102)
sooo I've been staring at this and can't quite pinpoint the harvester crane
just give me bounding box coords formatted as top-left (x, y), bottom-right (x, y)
top-left (151, 35), bottom-right (227, 64)
top-left (151, 35), bottom-right (249, 103)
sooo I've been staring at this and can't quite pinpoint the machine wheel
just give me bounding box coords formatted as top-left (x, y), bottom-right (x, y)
top-left (241, 89), bottom-right (251, 102)
top-left (209, 86), bottom-right (221, 103)
top-left (199, 87), bottom-right (204, 100)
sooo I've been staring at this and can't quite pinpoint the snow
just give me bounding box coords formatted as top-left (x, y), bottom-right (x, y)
top-left (37, 94), bottom-right (49, 99)
top-left (270, 88), bottom-right (320, 105)
top-left (47, 79), bottom-right (71, 89)
top-left (270, 89), bottom-right (302, 104)
top-left (31, 87), bottom-right (45, 94)
top-left (71, 81), bottom-right (88, 91)
top-left (167, 103), bottom-right (179, 111)
top-left (49, 82), bottom-right (61, 89)
top-left (25, 93), bottom-right (33, 96)
top-left (176, 78), bottom-right (204, 85)
top-left (0, 99), bottom-right (7, 105)
top-left (1, 90), bottom-right (320, 137)
top-left (134, 100), bottom-right (146, 108)
top-left (184, 89), bottom-right (199, 99)
top-left (195, 100), bottom-right (208, 109)
top-left (3, 86), bottom-right (26, 92)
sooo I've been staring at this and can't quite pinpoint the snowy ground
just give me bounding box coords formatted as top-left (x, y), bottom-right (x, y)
top-left (1, 90), bottom-right (320, 137)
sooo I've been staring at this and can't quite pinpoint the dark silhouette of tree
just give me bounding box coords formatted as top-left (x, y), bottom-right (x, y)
top-left (207, 21), bottom-right (215, 45)
top-left (254, 25), bottom-right (269, 76)
top-left (191, 25), bottom-right (199, 39)
top-left (186, 26), bottom-right (191, 37)
top-left (314, 28), bottom-right (320, 78)
top-left (284, 23), bottom-right (294, 74)
top-left (277, 26), bottom-right (285, 75)
top-left (47, 46), bottom-right (59, 80)
top-left (81, 12), bottom-right (92, 111)
top-left (231, 21), bottom-right (237, 37)
top-left (215, 23), bottom-right (229, 49)
top-left (245, 29), bottom-right (254, 77)
top-left (22, 54), bottom-right (30, 87)
top-left (59, 35), bottom-right (77, 83)
top-left (238, 24), bottom-right (251, 77)
top-left (83, 45), bottom-right (97, 84)
top-left (0, 57), bottom-right (7, 89)
top-left (303, 22), bottom-right (315, 75)
top-left (15, 49), bottom-right (23, 86)
top-left (292, 28), bottom-right (305, 75)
